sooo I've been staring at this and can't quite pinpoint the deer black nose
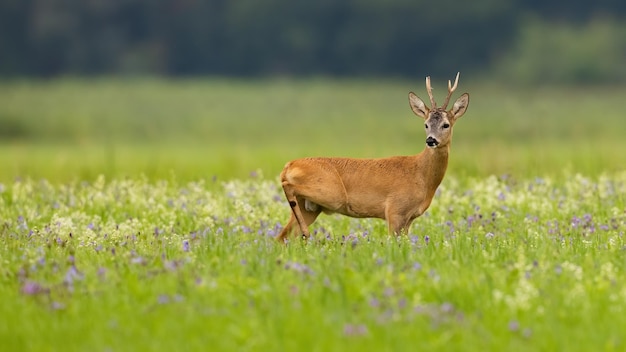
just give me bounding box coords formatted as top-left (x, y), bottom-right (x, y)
top-left (426, 137), bottom-right (439, 147)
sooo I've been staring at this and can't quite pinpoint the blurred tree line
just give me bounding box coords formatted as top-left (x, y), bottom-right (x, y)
top-left (1, 0), bottom-right (625, 82)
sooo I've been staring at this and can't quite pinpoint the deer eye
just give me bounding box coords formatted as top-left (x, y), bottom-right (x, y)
top-left (424, 124), bottom-right (429, 129)
top-left (442, 123), bottom-right (450, 129)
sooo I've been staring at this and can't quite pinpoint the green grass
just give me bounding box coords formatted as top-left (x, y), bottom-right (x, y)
top-left (0, 174), bottom-right (624, 351)
top-left (0, 78), bottom-right (625, 351)
top-left (0, 78), bottom-right (625, 182)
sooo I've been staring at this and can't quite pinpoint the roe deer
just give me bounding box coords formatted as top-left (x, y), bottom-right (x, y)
top-left (277, 73), bottom-right (469, 242)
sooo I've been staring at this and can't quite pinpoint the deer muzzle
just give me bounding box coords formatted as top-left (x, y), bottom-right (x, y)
top-left (426, 136), bottom-right (439, 147)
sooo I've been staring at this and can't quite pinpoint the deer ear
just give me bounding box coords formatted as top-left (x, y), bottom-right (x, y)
top-left (450, 93), bottom-right (469, 119)
top-left (408, 92), bottom-right (428, 119)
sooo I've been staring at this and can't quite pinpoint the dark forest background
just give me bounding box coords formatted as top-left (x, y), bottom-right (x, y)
top-left (1, 0), bottom-right (625, 83)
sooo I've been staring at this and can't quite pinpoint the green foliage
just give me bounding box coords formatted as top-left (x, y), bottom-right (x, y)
top-left (1, 173), bottom-right (625, 351)
top-left (496, 17), bottom-right (626, 84)
top-left (2, 2), bottom-right (626, 82)
top-left (0, 0), bottom-right (518, 77)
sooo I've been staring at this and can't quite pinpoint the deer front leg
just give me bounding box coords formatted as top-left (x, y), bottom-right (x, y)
top-left (387, 217), bottom-right (415, 236)
top-left (385, 207), bottom-right (415, 236)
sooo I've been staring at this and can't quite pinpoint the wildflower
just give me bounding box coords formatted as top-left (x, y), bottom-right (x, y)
top-left (64, 266), bottom-right (84, 286)
top-left (157, 294), bottom-right (170, 304)
top-left (343, 324), bottom-right (368, 337)
top-left (130, 256), bottom-right (146, 265)
top-left (508, 320), bottom-right (520, 332)
top-left (51, 302), bottom-right (66, 310)
top-left (369, 298), bottom-right (380, 308)
top-left (97, 267), bottom-right (107, 278)
top-left (21, 281), bottom-right (46, 295)
top-left (17, 215), bottom-right (28, 231)
top-left (440, 302), bottom-right (454, 313)
top-left (182, 240), bottom-right (190, 252)
top-left (284, 262), bottom-right (314, 275)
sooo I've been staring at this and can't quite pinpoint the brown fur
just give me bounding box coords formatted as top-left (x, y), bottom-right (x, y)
top-left (277, 74), bottom-right (470, 242)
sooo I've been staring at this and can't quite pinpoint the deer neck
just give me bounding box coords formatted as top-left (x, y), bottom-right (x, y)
top-left (416, 144), bottom-right (450, 189)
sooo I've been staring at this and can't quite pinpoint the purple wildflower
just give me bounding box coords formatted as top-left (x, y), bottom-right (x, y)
top-left (182, 240), bottom-right (190, 252)
top-left (369, 297), bottom-right (380, 308)
top-left (51, 302), bottom-right (66, 310)
top-left (554, 265), bottom-right (562, 275)
top-left (508, 320), bottom-right (520, 332)
top-left (17, 215), bottom-right (28, 230)
top-left (21, 281), bottom-right (46, 295)
top-left (523, 328), bottom-right (533, 338)
top-left (97, 267), bottom-right (107, 278)
top-left (445, 220), bottom-right (455, 233)
top-left (130, 256), bottom-right (146, 265)
top-left (64, 266), bottom-right (84, 286)
top-left (398, 298), bottom-right (407, 309)
top-left (157, 294), bottom-right (170, 304)
top-left (440, 302), bottom-right (454, 313)
top-left (284, 262), bottom-right (314, 275)
top-left (343, 324), bottom-right (368, 337)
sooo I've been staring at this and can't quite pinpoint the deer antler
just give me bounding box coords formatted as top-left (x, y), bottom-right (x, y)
top-left (440, 72), bottom-right (460, 110)
top-left (425, 76), bottom-right (437, 108)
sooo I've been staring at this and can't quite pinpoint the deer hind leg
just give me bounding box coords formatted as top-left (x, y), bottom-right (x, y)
top-left (280, 181), bottom-right (310, 238)
top-left (279, 161), bottom-right (347, 239)
top-left (277, 192), bottom-right (322, 242)
top-left (276, 213), bottom-right (297, 243)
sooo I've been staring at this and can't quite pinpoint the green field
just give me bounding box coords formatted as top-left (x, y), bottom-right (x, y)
top-left (1, 79), bottom-right (625, 351)
top-left (1, 78), bottom-right (625, 181)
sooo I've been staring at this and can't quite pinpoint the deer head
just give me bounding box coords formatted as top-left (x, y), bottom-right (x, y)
top-left (408, 72), bottom-right (469, 149)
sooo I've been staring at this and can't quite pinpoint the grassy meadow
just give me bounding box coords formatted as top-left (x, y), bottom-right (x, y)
top-left (0, 78), bottom-right (625, 351)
